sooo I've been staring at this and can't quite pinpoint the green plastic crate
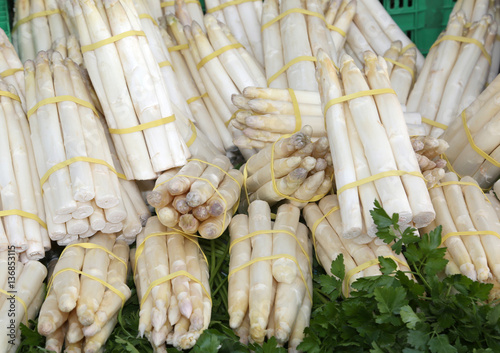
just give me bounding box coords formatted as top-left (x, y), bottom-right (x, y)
top-left (0, 0), bottom-right (10, 40)
top-left (381, 0), bottom-right (457, 55)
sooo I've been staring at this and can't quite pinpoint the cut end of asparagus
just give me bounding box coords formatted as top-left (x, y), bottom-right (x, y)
top-left (412, 211), bottom-right (437, 229)
top-left (229, 311), bottom-right (245, 330)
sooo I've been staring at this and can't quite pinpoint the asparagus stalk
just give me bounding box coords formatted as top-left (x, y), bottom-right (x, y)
top-left (262, 0), bottom-right (288, 88)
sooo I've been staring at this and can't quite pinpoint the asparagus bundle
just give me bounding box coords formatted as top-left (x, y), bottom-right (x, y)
top-left (407, 0), bottom-right (498, 137)
top-left (0, 77), bottom-right (50, 259)
top-left (317, 49), bottom-right (435, 242)
top-left (25, 51), bottom-right (148, 244)
top-left (12, 0), bottom-right (71, 63)
top-left (132, 217), bottom-right (211, 350)
top-left (303, 195), bottom-right (411, 295)
top-left (0, 251), bottom-right (47, 353)
top-left (37, 233), bottom-right (131, 353)
top-left (411, 135), bottom-right (449, 188)
top-left (150, 155), bottom-right (242, 239)
top-left (239, 127), bottom-right (334, 210)
top-left (63, 0), bottom-right (190, 180)
top-left (229, 202), bottom-right (313, 350)
top-left (0, 29), bottom-right (26, 109)
top-left (442, 74), bottom-right (500, 189)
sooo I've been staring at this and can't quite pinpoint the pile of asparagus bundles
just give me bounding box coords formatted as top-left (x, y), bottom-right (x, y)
top-left (240, 127), bottom-right (333, 210)
top-left (62, 0), bottom-right (190, 180)
top-left (317, 49), bottom-right (435, 242)
top-left (132, 217), bottom-right (211, 351)
top-left (407, 0), bottom-right (498, 137)
top-left (303, 195), bottom-right (411, 293)
top-left (229, 202), bottom-right (312, 351)
top-left (442, 74), bottom-right (500, 189)
top-left (0, 77), bottom-right (50, 260)
top-left (0, 30), bottom-right (25, 109)
top-left (422, 173), bottom-right (500, 287)
top-left (12, 0), bottom-right (70, 63)
top-left (411, 135), bottom-right (449, 188)
top-left (150, 155), bottom-right (242, 239)
top-left (25, 51), bottom-right (148, 244)
top-left (37, 233), bottom-right (130, 353)
top-left (0, 252), bottom-right (47, 353)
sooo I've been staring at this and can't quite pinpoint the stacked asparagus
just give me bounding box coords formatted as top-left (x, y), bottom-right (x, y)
top-left (411, 135), bottom-right (449, 188)
top-left (12, 0), bottom-right (70, 63)
top-left (0, 30), bottom-right (25, 109)
top-left (317, 49), bottom-right (435, 242)
top-left (62, 0), bottom-right (190, 180)
top-left (0, 77), bottom-right (50, 260)
top-left (150, 155), bottom-right (242, 239)
top-left (229, 202), bottom-right (312, 351)
top-left (37, 234), bottom-right (130, 353)
top-left (407, 0), bottom-right (498, 137)
top-left (442, 74), bottom-right (500, 189)
top-left (382, 41), bottom-right (417, 106)
top-left (25, 51), bottom-right (148, 244)
top-left (0, 251), bottom-right (47, 353)
top-left (132, 217), bottom-right (211, 351)
top-left (303, 195), bottom-right (411, 293)
top-left (240, 128), bottom-right (333, 210)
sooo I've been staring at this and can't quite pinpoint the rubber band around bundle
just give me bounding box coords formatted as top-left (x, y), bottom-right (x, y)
top-left (310, 206), bottom-right (340, 257)
top-left (0, 68), bottom-right (23, 78)
top-left (168, 44), bottom-right (189, 52)
top-left (138, 13), bottom-right (158, 26)
top-left (383, 57), bottom-right (415, 82)
top-left (337, 170), bottom-right (426, 195)
top-left (429, 180), bottom-right (491, 203)
top-left (421, 117), bottom-right (448, 130)
top-left (0, 289), bottom-right (28, 325)
top-left (12, 9), bottom-right (61, 32)
top-left (62, 243), bottom-right (128, 269)
top-left (261, 7), bottom-right (346, 37)
top-left (0, 90), bottom-right (21, 102)
top-left (81, 30), bottom-right (147, 54)
top-left (288, 88), bottom-right (302, 133)
top-left (27, 95), bottom-right (99, 119)
top-left (207, 0), bottom-right (260, 13)
top-left (197, 43), bottom-right (244, 70)
top-left (40, 156), bottom-right (126, 190)
top-left (186, 120), bottom-right (197, 147)
top-left (226, 109), bottom-right (245, 127)
top-left (430, 35), bottom-right (491, 65)
top-left (159, 60), bottom-right (172, 68)
top-left (160, 1), bottom-right (175, 7)
top-left (267, 56), bottom-right (317, 86)
top-left (441, 230), bottom-right (500, 245)
top-left (0, 209), bottom-right (47, 229)
top-left (343, 255), bottom-right (409, 297)
top-left (187, 92), bottom-right (208, 105)
top-left (441, 153), bottom-right (462, 179)
top-left (108, 114), bottom-right (176, 134)
top-left (400, 43), bottom-right (416, 54)
top-left (461, 110), bottom-right (500, 168)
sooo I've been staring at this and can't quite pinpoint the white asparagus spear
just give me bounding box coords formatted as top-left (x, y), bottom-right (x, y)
top-left (235, 0), bottom-right (263, 65)
top-left (330, 0), bottom-right (355, 52)
top-left (167, 230), bottom-right (192, 319)
top-left (30, 0), bottom-right (52, 54)
top-left (13, 0), bottom-right (35, 63)
top-left (353, 1), bottom-right (391, 57)
top-left (184, 237), bottom-right (204, 331)
top-left (272, 204), bottom-right (300, 284)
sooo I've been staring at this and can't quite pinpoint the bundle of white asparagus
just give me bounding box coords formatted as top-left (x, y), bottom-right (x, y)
top-left (229, 202), bottom-right (312, 350)
top-left (12, 0), bottom-right (70, 62)
top-left (25, 51), bottom-right (148, 245)
top-left (0, 78), bottom-right (50, 260)
top-left (61, 0), bottom-right (190, 180)
top-left (132, 217), bottom-right (211, 351)
top-left (442, 74), bottom-right (500, 189)
top-left (0, 30), bottom-right (26, 109)
top-left (407, 0), bottom-right (498, 137)
top-left (317, 49), bottom-right (435, 242)
top-left (411, 135), bottom-right (449, 188)
top-left (422, 173), bottom-right (500, 289)
top-left (0, 251), bottom-right (47, 353)
top-left (150, 155), bottom-right (242, 239)
top-left (240, 127), bottom-right (333, 210)
top-left (37, 233), bottom-right (131, 353)
top-left (303, 195), bottom-right (411, 294)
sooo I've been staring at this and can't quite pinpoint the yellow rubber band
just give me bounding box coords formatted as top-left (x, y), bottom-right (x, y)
top-left (27, 95), bottom-right (99, 120)
top-left (0, 68), bottom-right (23, 78)
top-left (324, 88), bottom-right (396, 115)
top-left (430, 180), bottom-right (490, 202)
top-left (421, 117), bottom-right (448, 130)
top-left (138, 13), bottom-right (158, 26)
top-left (401, 43), bottom-right (416, 54)
top-left (496, 35), bottom-right (500, 42)
top-left (168, 44), bottom-right (189, 52)
top-left (187, 92), bottom-right (208, 105)
top-left (160, 1), bottom-right (174, 7)
top-left (462, 110), bottom-right (500, 168)
top-left (0, 289), bottom-right (28, 325)
top-left (81, 30), bottom-right (147, 53)
top-left (441, 153), bottom-right (462, 179)
top-left (311, 206), bottom-right (340, 251)
top-left (288, 88), bottom-right (302, 133)
top-left (337, 170), bottom-right (426, 195)
top-left (431, 35), bottom-right (491, 65)
top-left (158, 60), bottom-right (172, 68)
top-left (344, 255), bottom-right (408, 297)
top-left (62, 243), bottom-right (127, 269)
top-left (0, 90), bottom-right (21, 102)
top-left (186, 120), bottom-right (198, 147)
top-left (441, 230), bottom-right (500, 245)
top-left (108, 114), bottom-right (175, 134)
top-left (267, 56), bottom-right (317, 86)
top-left (383, 57), bottom-right (415, 82)
top-left (12, 9), bottom-right (61, 32)
top-left (197, 43), bottom-right (243, 70)
top-left (40, 156), bottom-right (126, 189)
top-left (207, 0), bottom-right (259, 13)
top-left (226, 109), bottom-right (245, 127)
top-left (0, 210), bottom-right (47, 229)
